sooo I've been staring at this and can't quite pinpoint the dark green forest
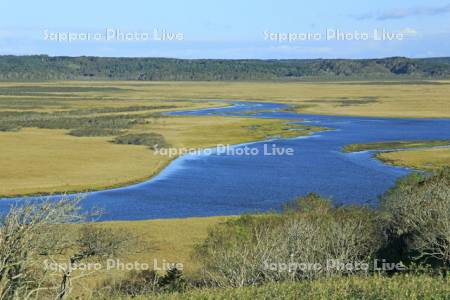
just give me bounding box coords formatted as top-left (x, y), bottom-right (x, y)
top-left (1, 55), bottom-right (450, 81)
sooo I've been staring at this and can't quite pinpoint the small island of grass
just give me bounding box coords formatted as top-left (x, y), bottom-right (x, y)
top-left (343, 140), bottom-right (450, 153)
top-left (343, 140), bottom-right (450, 170)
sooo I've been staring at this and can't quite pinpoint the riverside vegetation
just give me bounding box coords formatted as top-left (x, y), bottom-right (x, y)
top-left (343, 140), bottom-right (450, 170)
top-left (1, 81), bottom-right (450, 299)
top-left (0, 82), bottom-right (322, 197)
top-left (1, 80), bottom-right (449, 196)
top-left (0, 169), bottom-right (449, 299)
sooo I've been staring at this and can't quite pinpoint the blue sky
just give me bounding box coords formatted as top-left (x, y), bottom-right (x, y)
top-left (1, 0), bottom-right (450, 58)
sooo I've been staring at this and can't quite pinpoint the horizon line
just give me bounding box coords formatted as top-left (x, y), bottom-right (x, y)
top-left (1, 54), bottom-right (449, 60)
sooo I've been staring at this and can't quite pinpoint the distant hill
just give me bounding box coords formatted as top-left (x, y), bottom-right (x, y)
top-left (1, 55), bottom-right (450, 81)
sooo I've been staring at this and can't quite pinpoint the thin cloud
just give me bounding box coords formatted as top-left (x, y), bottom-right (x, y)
top-left (351, 13), bottom-right (375, 21)
top-left (398, 28), bottom-right (419, 37)
top-left (353, 3), bottom-right (450, 20)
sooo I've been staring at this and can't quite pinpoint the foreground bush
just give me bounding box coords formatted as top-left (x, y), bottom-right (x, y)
top-left (380, 168), bottom-right (450, 267)
top-left (0, 198), bottom-right (129, 299)
top-left (194, 194), bottom-right (383, 287)
top-left (193, 169), bottom-right (450, 289)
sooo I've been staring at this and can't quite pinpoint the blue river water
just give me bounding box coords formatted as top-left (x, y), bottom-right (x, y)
top-left (1, 102), bottom-right (450, 221)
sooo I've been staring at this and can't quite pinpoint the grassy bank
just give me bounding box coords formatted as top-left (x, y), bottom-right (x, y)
top-left (376, 148), bottom-right (450, 170)
top-left (343, 140), bottom-right (450, 170)
top-left (0, 81), bottom-right (325, 197)
top-left (1, 81), bottom-right (449, 299)
top-left (2, 158), bottom-right (449, 299)
top-left (2, 80), bottom-right (449, 196)
top-left (342, 140), bottom-right (450, 153)
top-left (0, 117), bottom-right (317, 197)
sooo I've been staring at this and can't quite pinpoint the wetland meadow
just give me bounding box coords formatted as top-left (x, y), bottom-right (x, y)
top-left (1, 80), bottom-right (449, 299)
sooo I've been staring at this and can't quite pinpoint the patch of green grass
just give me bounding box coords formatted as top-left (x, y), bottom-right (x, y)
top-left (242, 122), bottom-right (321, 139)
top-left (343, 140), bottom-right (450, 153)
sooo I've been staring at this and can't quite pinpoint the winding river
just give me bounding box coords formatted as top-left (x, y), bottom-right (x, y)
top-left (2, 102), bottom-right (450, 221)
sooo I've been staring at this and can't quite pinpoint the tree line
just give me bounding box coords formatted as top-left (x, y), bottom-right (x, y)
top-left (1, 55), bottom-right (450, 80)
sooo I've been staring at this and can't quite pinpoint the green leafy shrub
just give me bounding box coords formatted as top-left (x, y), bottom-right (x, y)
top-left (159, 267), bottom-right (187, 293)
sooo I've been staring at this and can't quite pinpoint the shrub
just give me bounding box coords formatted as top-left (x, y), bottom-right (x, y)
top-left (194, 194), bottom-right (383, 287)
top-left (96, 267), bottom-right (187, 298)
top-left (159, 267), bottom-right (187, 293)
top-left (114, 133), bottom-right (170, 150)
top-left (0, 197), bottom-right (130, 299)
top-left (0, 123), bottom-right (20, 131)
top-left (68, 127), bottom-right (123, 137)
top-left (380, 169), bottom-right (450, 268)
top-left (0, 110), bottom-right (159, 131)
top-left (99, 270), bottom-right (160, 297)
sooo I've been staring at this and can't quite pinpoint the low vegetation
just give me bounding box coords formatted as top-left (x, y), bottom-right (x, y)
top-left (343, 140), bottom-right (450, 170)
top-left (195, 194), bottom-right (381, 287)
top-left (97, 268), bottom-right (188, 297)
top-left (343, 140), bottom-right (450, 153)
top-left (192, 171), bottom-right (449, 289)
top-left (1, 81), bottom-right (449, 299)
top-left (2, 80), bottom-right (450, 118)
top-left (0, 198), bottom-right (131, 299)
top-left (0, 110), bottom-right (156, 132)
top-left (114, 133), bottom-right (170, 149)
top-left (147, 275), bottom-right (450, 299)
top-left (1, 81), bottom-right (328, 197)
top-left (91, 169), bottom-right (450, 299)
top-left (380, 170), bottom-right (450, 266)
top-left (0, 115), bottom-right (319, 197)
top-left (68, 127), bottom-right (124, 137)
top-left (376, 148), bottom-right (450, 170)
top-left (0, 124), bottom-right (19, 132)
top-left (1, 169), bottom-right (448, 299)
